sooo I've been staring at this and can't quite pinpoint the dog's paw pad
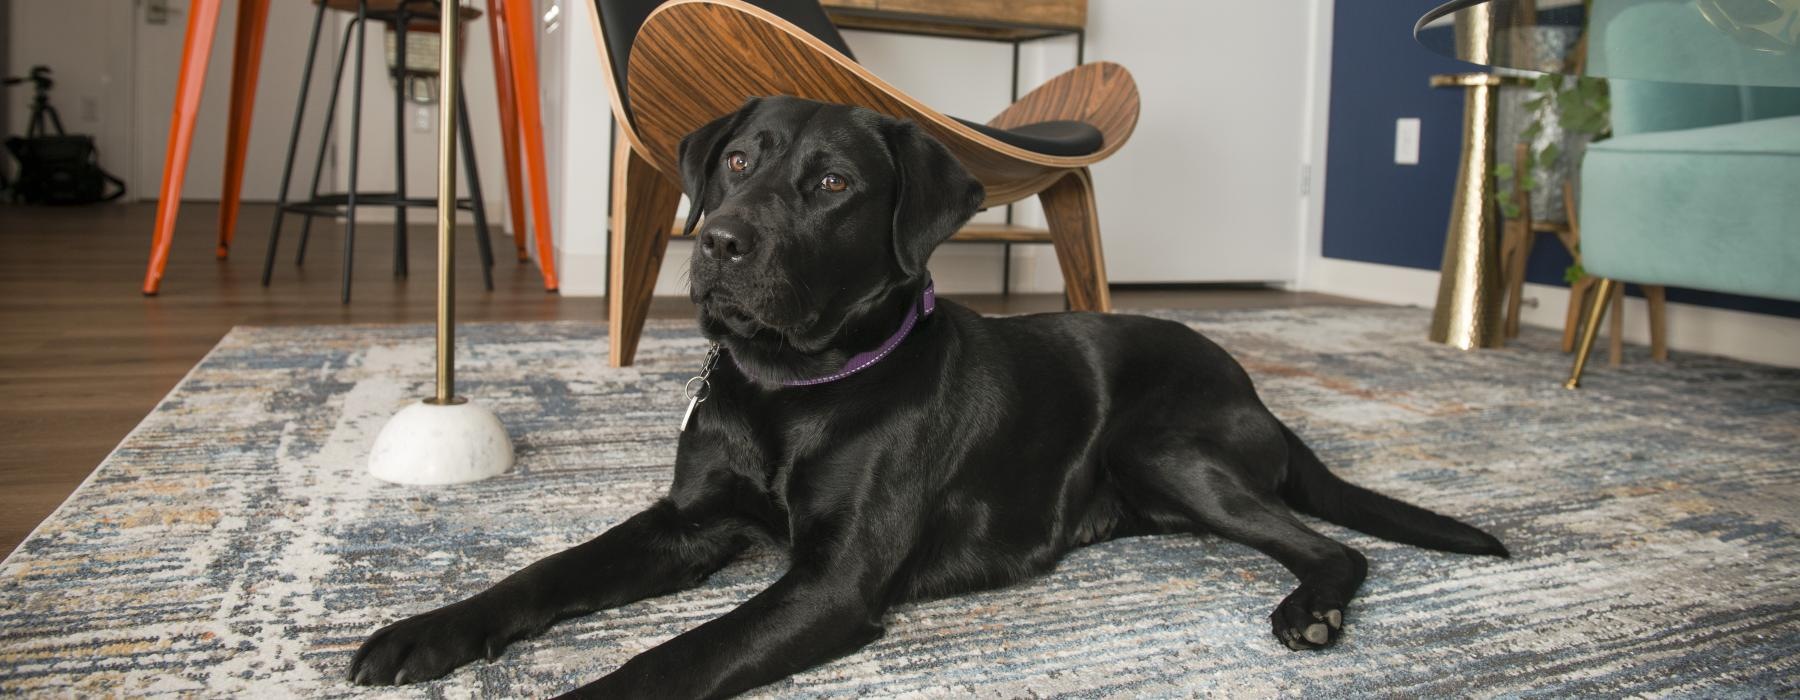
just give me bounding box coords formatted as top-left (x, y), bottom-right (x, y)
top-left (1269, 587), bottom-right (1347, 651)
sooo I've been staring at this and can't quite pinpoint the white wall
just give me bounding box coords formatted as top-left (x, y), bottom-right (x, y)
top-left (1082, 1), bottom-right (1314, 284)
top-left (535, 0), bottom-right (1324, 298)
top-left (7, 0), bottom-right (137, 197)
top-left (331, 9), bottom-right (508, 228)
top-left (125, 0), bottom-right (336, 203)
top-left (536, 0), bottom-right (613, 295)
top-left (6, 0), bottom-right (506, 226)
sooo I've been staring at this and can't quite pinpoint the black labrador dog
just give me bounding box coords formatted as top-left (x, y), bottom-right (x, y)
top-left (349, 96), bottom-right (1507, 697)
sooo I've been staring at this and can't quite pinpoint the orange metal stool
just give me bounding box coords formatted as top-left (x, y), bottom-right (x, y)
top-left (140, 0), bottom-right (559, 295)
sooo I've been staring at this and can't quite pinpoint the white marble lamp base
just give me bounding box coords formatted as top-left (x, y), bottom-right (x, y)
top-left (368, 398), bottom-right (513, 485)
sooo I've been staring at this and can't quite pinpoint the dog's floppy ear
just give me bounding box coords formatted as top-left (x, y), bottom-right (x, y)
top-left (885, 119), bottom-right (985, 278)
top-left (678, 98), bottom-right (760, 237)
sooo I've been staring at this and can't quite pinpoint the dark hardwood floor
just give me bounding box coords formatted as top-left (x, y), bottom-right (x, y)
top-left (0, 201), bottom-right (1364, 557)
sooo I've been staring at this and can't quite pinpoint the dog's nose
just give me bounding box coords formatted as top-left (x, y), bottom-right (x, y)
top-left (698, 223), bottom-right (755, 261)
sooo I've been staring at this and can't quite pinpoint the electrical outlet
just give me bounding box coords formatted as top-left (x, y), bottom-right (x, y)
top-left (1394, 118), bottom-right (1421, 165)
top-left (413, 105), bottom-right (433, 133)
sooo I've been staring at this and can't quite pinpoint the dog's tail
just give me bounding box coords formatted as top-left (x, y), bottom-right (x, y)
top-left (1278, 425), bottom-right (1509, 557)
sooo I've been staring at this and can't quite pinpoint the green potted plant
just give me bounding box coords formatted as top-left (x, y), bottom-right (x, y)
top-left (1495, 72), bottom-right (1610, 281)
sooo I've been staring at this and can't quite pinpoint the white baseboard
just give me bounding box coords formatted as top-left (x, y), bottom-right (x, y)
top-left (1303, 257), bottom-right (1800, 368)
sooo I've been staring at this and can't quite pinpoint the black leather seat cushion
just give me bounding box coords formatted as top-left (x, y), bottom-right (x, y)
top-left (953, 117), bottom-right (1105, 157)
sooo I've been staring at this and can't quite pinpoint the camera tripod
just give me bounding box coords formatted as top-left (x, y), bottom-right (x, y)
top-left (4, 66), bottom-right (66, 139)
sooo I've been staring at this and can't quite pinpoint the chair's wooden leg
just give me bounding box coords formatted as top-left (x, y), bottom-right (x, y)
top-left (608, 145), bottom-right (682, 367)
top-left (1515, 230), bottom-right (1536, 334)
top-left (1502, 142), bottom-right (1532, 339)
top-left (501, 0), bottom-right (558, 290)
top-left (1608, 280), bottom-right (1625, 367)
top-left (485, 0), bottom-right (530, 263)
top-left (1646, 284), bottom-right (1668, 361)
top-left (1566, 277), bottom-right (1616, 389)
top-left (1500, 224), bottom-right (1526, 339)
top-left (1039, 168), bottom-right (1111, 312)
top-left (1562, 276), bottom-right (1592, 353)
top-left (144, 0), bottom-right (226, 295)
top-left (218, 0), bottom-right (270, 260)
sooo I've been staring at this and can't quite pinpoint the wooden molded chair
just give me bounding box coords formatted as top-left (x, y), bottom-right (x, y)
top-left (588, 0), bottom-right (1139, 366)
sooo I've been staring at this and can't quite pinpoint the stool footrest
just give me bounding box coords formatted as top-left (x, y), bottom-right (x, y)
top-left (278, 192), bottom-right (482, 218)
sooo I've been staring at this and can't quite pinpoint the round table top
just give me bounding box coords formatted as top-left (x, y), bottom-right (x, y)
top-left (1415, 0), bottom-right (1800, 88)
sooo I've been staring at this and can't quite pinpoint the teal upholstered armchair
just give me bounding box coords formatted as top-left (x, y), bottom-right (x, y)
top-left (1565, 0), bottom-right (1800, 387)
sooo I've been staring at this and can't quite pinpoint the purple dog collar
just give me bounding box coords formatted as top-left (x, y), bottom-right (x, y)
top-left (733, 282), bottom-right (936, 386)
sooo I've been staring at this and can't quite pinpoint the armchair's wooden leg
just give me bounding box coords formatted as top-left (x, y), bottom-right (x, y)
top-left (1558, 179), bottom-right (1588, 353)
top-left (1645, 285), bottom-right (1668, 361)
top-left (1608, 280), bottom-right (1625, 367)
top-left (608, 144), bottom-right (682, 367)
top-left (1562, 276), bottom-right (1592, 353)
top-left (1566, 277), bottom-right (1616, 389)
top-left (1039, 168), bottom-right (1111, 312)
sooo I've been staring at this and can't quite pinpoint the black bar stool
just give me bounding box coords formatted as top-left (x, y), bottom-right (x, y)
top-left (261, 0), bottom-right (496, 303)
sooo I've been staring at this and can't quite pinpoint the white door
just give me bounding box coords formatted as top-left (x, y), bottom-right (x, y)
top-left (131, 0), bottom-right (338, 202)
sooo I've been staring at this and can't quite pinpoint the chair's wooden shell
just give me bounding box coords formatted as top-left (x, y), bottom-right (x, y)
top-left (620, 0), bottom-right (1140, 207)
top-left (584, 0), bottom-right (1133, 366)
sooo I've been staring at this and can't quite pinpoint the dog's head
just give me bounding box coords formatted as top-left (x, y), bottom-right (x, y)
top-left (680, 96), bottom-right (985, 382)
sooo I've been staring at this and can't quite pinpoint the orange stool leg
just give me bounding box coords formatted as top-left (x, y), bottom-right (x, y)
top-left (144, 0), bottom-right (226, 295)
top-left (486, 0), bottom-right (530, 263)
top-left (218, 0), bottom-right (271, 259)
top-left (501, 0), bottom-right (559, 291)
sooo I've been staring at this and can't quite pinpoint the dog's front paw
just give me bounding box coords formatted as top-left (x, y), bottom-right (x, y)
top-left (348, 599), bottom-right (508, 686)
top-left (1269, 584), bottom-right (1347, 651)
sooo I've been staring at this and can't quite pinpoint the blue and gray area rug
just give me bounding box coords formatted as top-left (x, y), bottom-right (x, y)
top-left (2, 307), bottom-right (1797, 697)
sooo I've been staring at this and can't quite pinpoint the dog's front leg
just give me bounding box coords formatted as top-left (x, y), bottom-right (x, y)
top-left (348, 492), bottom-right (756, 686)
top-left (560, 560), bottom-right (890, 700)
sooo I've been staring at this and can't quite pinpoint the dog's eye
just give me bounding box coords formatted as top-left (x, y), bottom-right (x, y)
top-left (820, 174), bottom-right (848, 192)
top-left (727, 152), bottom-right (748, 173)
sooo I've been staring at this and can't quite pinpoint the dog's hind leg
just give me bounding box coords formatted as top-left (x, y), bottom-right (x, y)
top-left (1112, 436), bottom-right (1368, 650)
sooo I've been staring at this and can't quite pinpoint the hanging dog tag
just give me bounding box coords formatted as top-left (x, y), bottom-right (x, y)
top-left (680, 377), bottom-right (710, 431)
top-left (680, 344), bottom-right (722, 432)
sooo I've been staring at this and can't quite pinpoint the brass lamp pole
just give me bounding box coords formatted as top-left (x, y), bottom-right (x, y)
top-left (366, 0), bottom-right (513, 485)
top-left (434, 0), bottom-right (460, 406)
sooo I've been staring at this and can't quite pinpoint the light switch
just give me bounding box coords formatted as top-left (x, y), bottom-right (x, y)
top-left (1394, 118), bottom-right (1421, 165)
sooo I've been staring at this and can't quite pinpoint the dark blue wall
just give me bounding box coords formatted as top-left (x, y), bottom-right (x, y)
top-left (1321, 0), bottom-right (1800, 319)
